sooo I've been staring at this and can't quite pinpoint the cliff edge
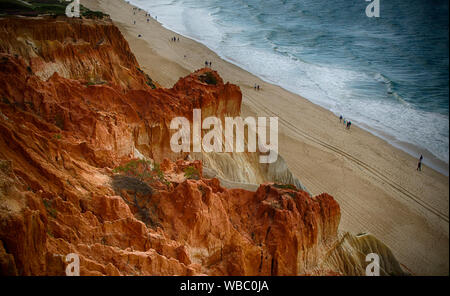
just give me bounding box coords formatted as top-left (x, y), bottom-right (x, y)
top-left (0, 16), bottom-right (407, 276)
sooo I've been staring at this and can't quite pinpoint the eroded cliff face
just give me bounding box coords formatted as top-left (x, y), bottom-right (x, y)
top-left (0, 16), bottom-right (406, 276)
top-left (0, 17), bottom-right (152, 90)
top-left (0, 16), bottom-right (305, 190)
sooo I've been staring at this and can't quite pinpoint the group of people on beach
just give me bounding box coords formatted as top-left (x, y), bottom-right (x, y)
top-left (131, 6), bottom-right (157, 27)
top-left (142, 10), bottom-right (152, 22)
top-left (131, 6), bottom-right (159, 38)
top-left (339, 115), bottom-right (352, 130)
top-left (126, 4), bottom-right (433, 176)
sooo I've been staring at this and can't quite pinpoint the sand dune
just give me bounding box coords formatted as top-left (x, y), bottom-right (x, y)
top-left (83, 0), bottom-right (449, 275)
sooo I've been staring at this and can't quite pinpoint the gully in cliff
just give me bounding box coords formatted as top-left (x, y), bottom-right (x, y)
top-left (170, 109), bottom-right (279, 163)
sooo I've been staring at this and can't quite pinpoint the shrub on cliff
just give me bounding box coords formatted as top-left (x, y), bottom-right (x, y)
top-left (199, 72), bottom-right (218, 85)
top-left (273, 183), bottom-right (298, 191)
top-left (137, 67), bottom-right (157, 89)
top-left (80, 4), bottom-right (110, 19)
top-left (184, 166), bottom-right (200, 180)
top-left (111, 175), bottom-right (153, 196)
top-left (0, 1), bottom-right (109, 18)
top-left (43, 199), bottom-right (57, 218)
top-left (113, 159), bottom-right (169, 185)
top-left (112, 160), bottom-right (167, 229)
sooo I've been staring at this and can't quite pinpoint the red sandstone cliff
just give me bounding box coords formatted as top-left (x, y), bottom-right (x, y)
top-left (0, 16), bottom-right (405, 276)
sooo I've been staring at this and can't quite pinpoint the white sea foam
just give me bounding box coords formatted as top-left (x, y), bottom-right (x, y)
top-left (129, 0), bottom-right (449, 174)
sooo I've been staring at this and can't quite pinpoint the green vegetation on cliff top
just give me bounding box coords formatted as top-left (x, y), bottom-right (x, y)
top-left (0, 0), bottom-right (108, 18)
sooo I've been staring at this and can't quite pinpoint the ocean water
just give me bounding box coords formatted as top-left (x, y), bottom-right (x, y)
top-left (130, 0), bottom-right (449, 172)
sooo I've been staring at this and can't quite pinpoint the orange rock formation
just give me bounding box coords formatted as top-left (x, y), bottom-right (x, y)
top-left (0, 16), bottom-right (403, 276)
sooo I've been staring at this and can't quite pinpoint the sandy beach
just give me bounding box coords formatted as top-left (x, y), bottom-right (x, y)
top-left (82, 0), bottom-right (449, 275)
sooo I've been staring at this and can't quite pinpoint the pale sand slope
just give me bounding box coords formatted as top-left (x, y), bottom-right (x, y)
top-left (83, 0), bottom-right (449, 275)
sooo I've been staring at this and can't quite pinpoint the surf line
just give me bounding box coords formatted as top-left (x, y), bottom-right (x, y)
top-left (170, 109), bottom-right (279, 164)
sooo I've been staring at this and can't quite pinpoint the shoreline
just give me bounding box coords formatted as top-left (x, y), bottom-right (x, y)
top-left (158, 20), bottom-right (450, 176)
top-left (126, 0), bottom-right (449, 176)
top-left (83, 0), bottom-right (449, 275)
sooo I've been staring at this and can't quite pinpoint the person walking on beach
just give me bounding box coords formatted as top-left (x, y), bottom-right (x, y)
top-left (205, 61), bottom-right (209, 67)
top-left (339, 115), bottom-right (343, 123)
top-left (417, 154), bottom-right (423, 171)
top-left (347, 121), bottom-right (352, 129)
top-left (209, 61), bottom-right (212, 67)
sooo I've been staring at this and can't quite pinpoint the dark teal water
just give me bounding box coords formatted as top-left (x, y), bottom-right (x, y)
top-left (132, 0), bottom-right (449, 166)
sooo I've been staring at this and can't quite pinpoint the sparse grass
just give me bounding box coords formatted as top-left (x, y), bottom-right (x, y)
top-left (273, 183), bottom-right (297, 191)
top-left (136, 67), bottom-right (156, 89)
top-left (113, 159), bottom-right (150, 182)
top-left (43, 199), bottom-right (57, 218)
top-left (152, 163), bottom-right (170, 186)
top-left (0, 0), bottom-right (65, 16)
top-left (53, 133), bottom-right (62, 140)
top-left (146, 79), bottom-right (156, 89)
top-left (184, 166), bottom-right (200, 180)
top-left (0, 0), bottom-right (34, 12)
top-left (81, 7), bottom-right (108, 19)
top-left (0, 1), bottom-right (109, 18)
top-left (86, 80), bottom-right (107, 86)
top-left (112, 160), bottom-right (173, 228)
top-left (113, 159), bottom-right (169, 185)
